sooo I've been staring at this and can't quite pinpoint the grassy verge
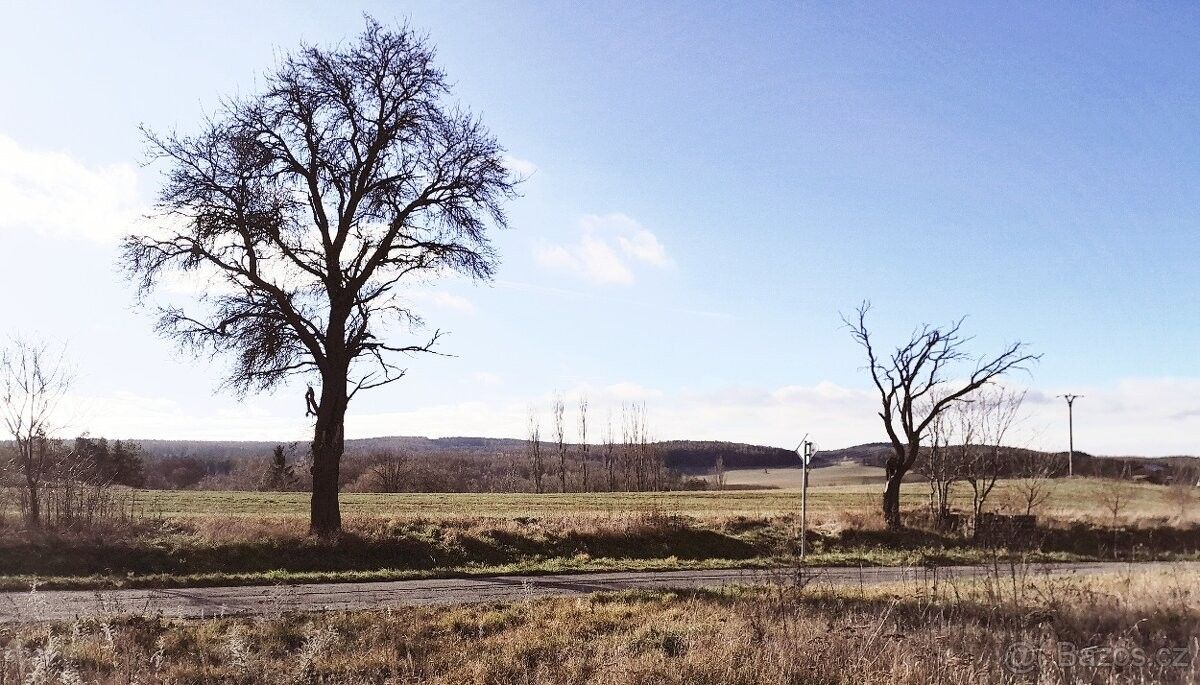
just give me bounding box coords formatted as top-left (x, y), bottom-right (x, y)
top-left (2, 511), bottom-right (1197, 591)
top-left (3, 567), bottom-right (1197, 683)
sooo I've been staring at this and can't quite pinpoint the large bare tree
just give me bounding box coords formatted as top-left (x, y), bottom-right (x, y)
top-left (845, 302), bottom-right (1038, 529)
top-left (122, 20), bottom-right (516, 534)
top-left (0, 339), bottom-right (74, 526)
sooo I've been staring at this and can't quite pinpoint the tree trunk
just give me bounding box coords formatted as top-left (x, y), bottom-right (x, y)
top-left (882, 444), bottom-right (914, 530)
top-left (882, 475), bottom-right (903, 529)
top-left (25, 480), bottom-right (40, 527)
top-left (310, 373), bottom-right (347, 536)
top-left (20, 438), bottom-right (41, 527)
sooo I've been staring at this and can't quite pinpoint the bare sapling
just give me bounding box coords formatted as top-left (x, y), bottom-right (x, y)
top-left (1011, 449), bottom-right (1056, 518)
top-left (577, 396), bottom-right (589, 492)
top-left (1099, 478), bottom-right (1128, 559)
top-left (0, 338), bottom-right (75, 527)
top-left (552, 394), bottom-right (567, 492)
top-left (712, 455), bottom-right (726, 490)
top-left (915, 393), bottom-right (958, 526)
top-left (527, 409), bottom-right (544, 494)
top-left (962, 386), bottom-right (1025, 532)
top-left (602, 411), bottom-right (616, 491)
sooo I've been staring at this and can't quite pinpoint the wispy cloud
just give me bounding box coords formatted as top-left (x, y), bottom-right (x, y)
top-left (534, 213), bottom-right (674, 285)
top-left (503, 154), bottom-right (538, 179)
top-left (0, 134), bottom-right (144, 243)
top-left (411, 290), bottom-right (475, 313)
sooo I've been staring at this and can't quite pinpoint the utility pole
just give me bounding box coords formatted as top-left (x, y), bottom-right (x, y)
top-left (1058, 394), bottom-right (1082, 477)
top-left (795, 436), bottom-right (817, 560)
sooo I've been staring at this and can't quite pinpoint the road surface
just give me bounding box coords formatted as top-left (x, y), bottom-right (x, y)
top-left (2, 561), bottom-right (1194, 623)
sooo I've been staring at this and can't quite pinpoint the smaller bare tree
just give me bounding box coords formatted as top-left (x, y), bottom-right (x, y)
top-left (602, 411), bottom-right (617, 491)
top-left (1, 339), bottom-right (75, 527)
top-left (712, 455), bottom-right (727, 490)
top-left (527, 409), bottom-right (544, 494)
top-left (1166, 461), bottom-right (1199, 522)
top-left (620, 402), bottom-right (638, 490)
top-left (961, 387), bottom-right (1024, 531)
top-left (1010, 450), bottom-right (1056, 518)
top-left (368, 455), bottom-right (411, 493)
top-left (552, 394), bottom-right (567, 492)
top-left (578, 396), bottom-right (589, 492)
top-left (915, 393), bottom-right (958, 525)
top-left (1099, 478), bottom-right (1128, 559)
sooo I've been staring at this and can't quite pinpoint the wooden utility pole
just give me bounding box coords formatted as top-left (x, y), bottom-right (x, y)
top-left (796, 436), bottom-right (817, 560)
top-left (1058, 394), bottom-right (1082, 477)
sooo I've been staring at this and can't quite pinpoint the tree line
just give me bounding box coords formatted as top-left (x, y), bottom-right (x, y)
top-left (526, 398), bottom-right (668, 493)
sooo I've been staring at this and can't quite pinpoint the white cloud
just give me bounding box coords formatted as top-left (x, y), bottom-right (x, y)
top-left (503, 155), bottom-right (538, 179)
top-left (535, 213), bottom-right (673, 285)
top-left (0, 134), bottom-right (144, 243)
top-left (60, 391), bottom-right (309, 442)
top-left (534, 235), bottom-right (635, 284)
top-left (617, 230), bottom-right (672, 268)
top-left (408, 290), bottom-right (475, 313)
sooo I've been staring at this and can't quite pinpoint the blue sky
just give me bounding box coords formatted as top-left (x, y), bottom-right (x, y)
top-left (1, 2), bottom-right (1197, 454)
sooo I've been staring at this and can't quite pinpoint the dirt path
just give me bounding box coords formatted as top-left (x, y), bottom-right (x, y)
top-left (2, 561), bottom-right (1194, 623)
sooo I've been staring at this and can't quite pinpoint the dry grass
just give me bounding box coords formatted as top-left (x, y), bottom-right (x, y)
top-left (44, 476), bottom-right (1191, 524)
top-left (2, 566), bottom-right (1196, 683)
top-left (4, 478), bottom-right (1194, 531)
top-left (2, 503), bottom-right (1198, 590)
top-left (0, 478), bottom-right (1194, 591)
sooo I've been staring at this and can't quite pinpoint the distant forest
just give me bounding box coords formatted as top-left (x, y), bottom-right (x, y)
top-left (5, 435), bottom-right (1193, 494)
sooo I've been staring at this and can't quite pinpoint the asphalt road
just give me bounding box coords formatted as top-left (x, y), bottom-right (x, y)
top-left (2, 561), bottom-right (1194, 623)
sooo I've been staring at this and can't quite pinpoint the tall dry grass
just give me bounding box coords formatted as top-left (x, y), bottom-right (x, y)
top-left (1, 566), bottom-right (1196, 684)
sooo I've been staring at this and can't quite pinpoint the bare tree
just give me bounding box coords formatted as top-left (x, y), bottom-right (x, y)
top-left (552, 394), bottom-right (567, 492)
top-left (622, 402), bottom-right (649, 491)
top-left (712, 455), bottom-right (727, 490)
top-left (960, 387), bottom-right (1024, 531)
top-left (1166, 461), bottom-right (1199, 522)
top-left (844, 302), bottom-right (1039, 529)
top-left (121, 20), bottom-right (516, 534)
top-left (0, 339), bottom-right (74, 527)
top-left (368, 455), bottom-right (411, 493)
top-left (602, 410), bottom-right (617, 491)
top-left (527, 409), bottom-right (544, 494)
top-left (620, 403), bottom-right (636, 490)
top-left (577, 396), bottom-right (589, 492)
top-left (1099, 478), bottom-right (1128, 559)
top-left (915, 395), bottom-right (958, 525)
top-left (1010, 449), bottom-right (1056, 518)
